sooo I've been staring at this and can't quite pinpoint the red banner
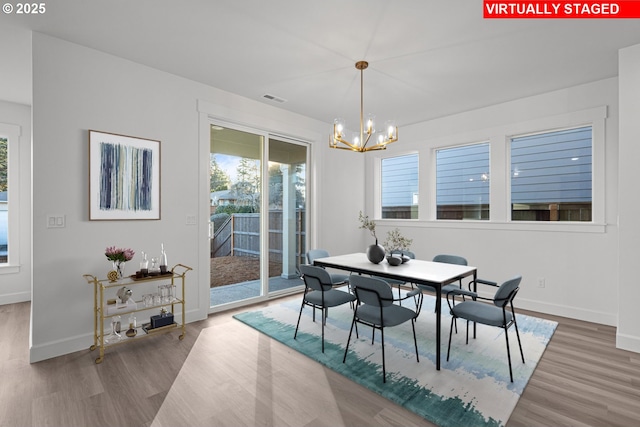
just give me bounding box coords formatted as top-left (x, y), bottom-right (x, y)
top-left (484, 1), bottom-right (640, 18)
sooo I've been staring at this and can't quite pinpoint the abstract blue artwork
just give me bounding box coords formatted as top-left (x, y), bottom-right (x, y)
top-left (89, 130), bottom-right (160, 220)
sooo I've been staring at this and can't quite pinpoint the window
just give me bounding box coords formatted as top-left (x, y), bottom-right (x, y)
top-left (0, 122), bottom-right (21, 269)
top-left (0, 136), bottom-right (7, 263)
top-left (381, 154), bottom-right (418, 219)
top-left (436, 143), bottom-right (490, 220)
top-left (510, 126), bottom-right (592, 222)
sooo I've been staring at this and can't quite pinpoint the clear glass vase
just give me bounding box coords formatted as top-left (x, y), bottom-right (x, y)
top-left (112, 261), bottom-right (126, 279)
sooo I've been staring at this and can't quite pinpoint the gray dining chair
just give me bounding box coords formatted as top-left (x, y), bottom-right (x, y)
top-left (343, 275), bottom-right (423, 382)
top-left (422, 254), bottom-right (469, 295)
top-left (373, 250), bottom-right (416, 305)
top-left (295, 265), bottom-right (356, 353)
top-left (306, 249), bottom-right (350, 287)
top-left (446, 275), bottom-right (525, 382)
top-left (414, 255), bottom-right (469, 331)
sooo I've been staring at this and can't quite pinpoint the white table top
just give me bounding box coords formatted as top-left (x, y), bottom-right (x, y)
top-left (313, 252), bottom-right (476, 287)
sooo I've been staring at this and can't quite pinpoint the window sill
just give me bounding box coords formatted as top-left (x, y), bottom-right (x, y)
top-left (0, 264), bottom-right (21, 275)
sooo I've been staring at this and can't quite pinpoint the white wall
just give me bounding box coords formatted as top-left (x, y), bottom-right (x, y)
top-left (617, 43), bottom-right (640, 353)
top-left (0, 100), bottom-right (31, 304)
top-left (365, 77), bottom-right (620, 326)
top-left (29, 33), bottom-right (359, 362)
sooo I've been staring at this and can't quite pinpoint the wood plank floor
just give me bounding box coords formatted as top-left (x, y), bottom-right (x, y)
top-left (1, 295), bottom-right (640, 426)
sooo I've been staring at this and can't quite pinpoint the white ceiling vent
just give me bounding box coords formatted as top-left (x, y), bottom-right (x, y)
top-left (262, 93), bottom-right (287, 103)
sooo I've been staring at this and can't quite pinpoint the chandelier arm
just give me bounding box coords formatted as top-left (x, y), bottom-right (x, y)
top-left (333, 134), bottom-right (362, 151)
top-left (334, 145), bottom-right (362, 151)
top-left (360, 132), bottom-right (373, 150)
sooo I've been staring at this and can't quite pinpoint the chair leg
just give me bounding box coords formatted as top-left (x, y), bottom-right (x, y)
top-left (513, 313), bottom-right (525, 363)
top-left (343, 315), bottom-right (357, 363)
top-left (504, 326), bottom-right (514, 382)
top-left (448, 282), bottom-right (464, 333)
top-left (446, 315), bottom-right (455, 361)
top-left (465, 320), bottom-right (470, 345)
top-left (321, 308), bottom-right (325, 353)
top-left (381, 327), bottom-right (386, 383)
top-left (451, 295), bottom-right (458, 334)
top-left (411, 318), bottom-right (419, 363)
top-left (294, 299), bottom-right (305, 340)
top-left (349, 286), bottom-right (354, 309)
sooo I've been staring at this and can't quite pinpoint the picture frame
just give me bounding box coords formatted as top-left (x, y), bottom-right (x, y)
top-left (89, 130), bottom-right (161, 220)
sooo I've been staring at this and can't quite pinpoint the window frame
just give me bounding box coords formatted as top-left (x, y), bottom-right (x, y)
top-left (0, 122), bottom-right (21, 273)
top-left (505, 107), bottom-right (605, 228)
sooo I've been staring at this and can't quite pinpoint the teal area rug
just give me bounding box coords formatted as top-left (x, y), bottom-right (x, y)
top-left (234, 293), bottom-right (557, 427)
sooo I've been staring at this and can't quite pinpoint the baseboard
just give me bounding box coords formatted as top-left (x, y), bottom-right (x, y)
top-left (29, 308), bottom-right (203, 363)
top-left (516, 297), bottom-right (617, 326)
top-left (0, 291), bottom-right (31, 306)
top-left (616, 333), bottom-right (640, 353)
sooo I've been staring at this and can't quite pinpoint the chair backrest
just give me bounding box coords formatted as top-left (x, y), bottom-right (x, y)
top-left (390, 250), bottom-right (416, 259)
top-left (306, 249), bottom-right (330, 265)
top-left (433, 254), bottom-right (468, 266)
top-left (299, 264), bottom-right (333, 292)
top-left (350, 275), bottom-right (394, 307)
top-left (493, 276), bottom-right (522, 308)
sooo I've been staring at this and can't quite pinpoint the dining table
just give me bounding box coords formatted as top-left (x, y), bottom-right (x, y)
top-left (313, 252), bottom-right (477, 370)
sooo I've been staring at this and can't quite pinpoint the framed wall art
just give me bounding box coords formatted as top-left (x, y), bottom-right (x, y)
top-left (89, 130), bottom-right (161, 220)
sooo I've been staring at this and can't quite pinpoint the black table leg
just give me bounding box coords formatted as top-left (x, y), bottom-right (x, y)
top-left (473, 271), bottom-right (477, 338)
top-left (436, 285), bottom-right (441, 370)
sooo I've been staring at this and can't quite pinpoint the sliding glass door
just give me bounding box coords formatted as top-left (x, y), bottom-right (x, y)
top-left (267, 138), bottom-right (307, 291)
top-left (208, 123), bottom-right (307, 308)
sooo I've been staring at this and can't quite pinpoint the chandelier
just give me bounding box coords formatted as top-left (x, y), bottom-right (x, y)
top-left (329, 61), bottom-right (399, 152)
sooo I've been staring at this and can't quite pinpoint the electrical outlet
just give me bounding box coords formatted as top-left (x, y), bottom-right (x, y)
top-left (185, 214), bottom-right (197, 225)
top-left (537, 278), bottom-right (546, 288)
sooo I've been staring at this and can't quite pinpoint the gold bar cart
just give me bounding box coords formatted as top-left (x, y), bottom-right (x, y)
top-left (83, 263), bottom-right (192, 364)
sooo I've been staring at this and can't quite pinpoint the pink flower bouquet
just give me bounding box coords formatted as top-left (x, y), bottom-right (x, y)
top-left (105, 246), bottom-right (135, 263)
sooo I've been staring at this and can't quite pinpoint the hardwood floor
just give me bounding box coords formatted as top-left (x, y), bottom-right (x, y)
top-left (1, 295), bottom-right (639, 426)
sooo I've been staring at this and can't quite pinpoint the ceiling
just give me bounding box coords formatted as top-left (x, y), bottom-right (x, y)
top-left (1, 0), bottom-right (640, 128)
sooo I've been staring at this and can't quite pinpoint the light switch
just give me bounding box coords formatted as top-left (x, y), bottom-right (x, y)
top-left (46, 215), bottom-right (65, 228)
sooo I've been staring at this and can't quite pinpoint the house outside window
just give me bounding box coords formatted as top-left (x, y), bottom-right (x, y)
top-left (511, 126), bottom-right (592, 222)
top-left (381, 154), bottom-right (418, 219)
top-left (436, 142), bottom-right (490, 220)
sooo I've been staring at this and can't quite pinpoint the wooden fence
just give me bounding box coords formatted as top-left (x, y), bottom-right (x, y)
top-left (211, 210), bottom-right (306, 264)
